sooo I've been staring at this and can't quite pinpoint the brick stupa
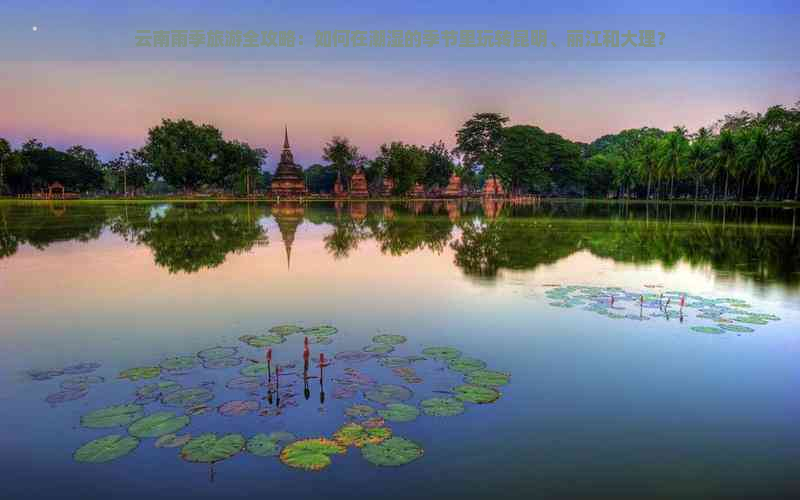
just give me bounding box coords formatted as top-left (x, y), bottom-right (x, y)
top-left (348, 167), bottom-right (370, 198)
top-left (380, 177), bottom-right (395, 197)
top-left (442, 173), bottom-right (463, 198)
top-left (333, 172), bottom-right (346, 197)
top-left (482, 176), bottom-right (505, 197)
top-left (270, 126), bottom-right (306, 198)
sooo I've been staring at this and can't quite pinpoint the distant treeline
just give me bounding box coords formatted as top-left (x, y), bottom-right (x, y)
top-left (1, 101), bottom-right (798, 200)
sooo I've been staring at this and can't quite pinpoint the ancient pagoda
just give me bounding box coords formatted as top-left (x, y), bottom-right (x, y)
top-left (442, 173), bottom-right (463, 198)
top-left (410, 183), bottom-right (426, 198)
top-left (380, 177), bottom-right (395, 197)
top-left (333, 172), bottom-right (346, 197)
top-left (270, 126), bottom-right (306, 198)
top-left (348, 167), bottom-right (370, 198)
top-left (482, 176), bottom-right (506, 197)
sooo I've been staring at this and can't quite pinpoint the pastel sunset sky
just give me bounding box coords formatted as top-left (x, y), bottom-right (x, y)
top-left (1, 0), bottom-right (798, 169)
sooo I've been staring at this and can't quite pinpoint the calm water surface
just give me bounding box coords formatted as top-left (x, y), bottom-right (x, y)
top-left (1, 200), bottom-right (799, 499)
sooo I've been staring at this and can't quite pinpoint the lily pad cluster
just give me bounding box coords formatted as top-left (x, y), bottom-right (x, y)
top-left (30, 362), bottom-right (104, 405)
top-left (543, 285), bottom-right (781, 335)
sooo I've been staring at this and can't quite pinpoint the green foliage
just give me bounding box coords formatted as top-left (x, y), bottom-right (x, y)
top-left (454, 112), bottom-right (509, 183)
top-left (421, 346), bottom-right (461, 360)
top-left (447, 357), bottom-right (487, 374)
top-left (81, 404), bottom-right (145, 428)
top-left (373, 142), bottom-right (428, 195)
top-left (465, 369), bottom-right (511, 387)
top-left (365, 384), bottom-right (413, 404)
top-left (323, 136), bottom-right (364, 184)
top-left (377, 403), bottom-right (420, 422)
top-left (372, 334), bottom-right (407, 345)
top-left (333, 423), bottom-right (392, 448)
top-left (128, 412), bottom-right (190, 438)
top-left (454, 384), bottom-right (500, 404)
top-left (161, 387), bottom-right (214, 408)
top-left (279, 438), bottom-right (346, 471)
top-left (421, 397), bottom-right (465, 416)
top-left (118, 366), bottom-right (161, 381)
top-left (361, 437), bottom-right (423, 467)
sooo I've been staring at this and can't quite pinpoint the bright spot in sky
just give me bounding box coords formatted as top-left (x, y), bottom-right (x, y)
top-left (32, 26), bottom-right (38, 32)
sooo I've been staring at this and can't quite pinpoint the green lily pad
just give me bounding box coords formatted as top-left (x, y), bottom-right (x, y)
top-left (118, 366), bottom-right (160, 381)
top-left (74, 435), bottom-right (139, 464)
top-left (81, 404), bottom-right (145, 429)
top-left (421, 347), bottom-right (461, 360)
top-left (46, 389), bottom-right (88, 404)
top-left (269, 324), bottom-right (303, 335)
top-left (734, 316), bottom-right (770, 325)
top-left (335, 351), bottom-right (373, 363)
top-left (197, 346), bottom-right (238, 360)
top-left (239, 334), bottom-right (286, 348)
top-left (421, 397), bottom-right (465, 417)
top-left (379, 357), bottom-right (411, 368)
top-left (454, 384), bottom-right (500, 404)
top-left (364, 344), bottom-right (394, 354)
top-left (61, 375), bottom-right (105, 391)
top-left (365, 384), bottom-right (413, 405)
top-left (155, 433), bottom-right (192, 448)
top-left (135, 381), bottom-right (182, 403)
top-left (345, 404), bottom-right (376, 418)
top-left (465, 369), bottom-right (511, 387)
top-left (247, 434), bottom-right (282, 457)
top-left (361, 437), bottom-right (423, 467)
top-left (160, 356), bottom-right (199, 372)
top-left (180, 433), bottom-right (245, 463)
top-left (304, 325), bottom-right (338, 336)
top-left (162, 387), bottom-right (214, 408)
top-left (334, 423), bottom-right (392, 448)
top-left (279, 438), bottom-right (346, 471)
top-left (268, 431), bottom-right (296, 443)
top-left (719, 324), bottom-right (755, 333)
top-left (372, 334), bottom-right (407, 345)
top-left (308, 336), bottom-right (333, 345)
top-left (129, 411), bottom-right (190, 438)
top-left (203, 357), bottom-right (242, 369)
top-left (447, 357), bottom-right (487, 374)
top-left (239, 363), bottom-right (269, 377)
top-left (690, 326), bottom-right (725, 334)
top-left (377, 403), bottom-right (420, 423)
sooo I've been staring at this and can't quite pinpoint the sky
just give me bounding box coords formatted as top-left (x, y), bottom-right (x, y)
top-left (1, 1), bottom-right (799, 168)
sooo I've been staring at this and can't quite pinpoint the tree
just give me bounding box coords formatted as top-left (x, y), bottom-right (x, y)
top-left (454, 112), bottom-right (509, 182)
top-left (497, 125), bottom-right (551, 194)
top-left (304, 163), bottom-right (338, 193)
top-left (636, 136), bottom-right (660, 199)
top-left (0, 138), bottom-right (11, 194)
top-left (140, 118), bottom-right (226, 191)
top-left (659, 126), bottom-right (688, 199)
top-left (219, 140), bottom-right (267, 195)
top-left (106, 149), bottom-right (151, 196)
top-left (717, 129), bottom-right (738, 200)
top-left (372, 142), bottom-right (427, 195)
top-left (423, 141), bottom-right (454, 189)
top-left (322, 136), bottom-right (362, 188)
top-left (745, 127), bottom-right (771, 201)
top-left (687, 127), bottom-right (712, 202)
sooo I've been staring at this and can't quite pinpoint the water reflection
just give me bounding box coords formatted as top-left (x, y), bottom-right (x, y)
top-left (1, 200), bottom-right (798, 288)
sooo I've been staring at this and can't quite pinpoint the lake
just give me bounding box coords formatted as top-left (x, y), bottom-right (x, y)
top-left (1, 199), bottom-right (799, 499)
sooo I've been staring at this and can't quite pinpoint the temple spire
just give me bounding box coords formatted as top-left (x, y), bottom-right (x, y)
top-left (283, 125), bottom-right (290, 150)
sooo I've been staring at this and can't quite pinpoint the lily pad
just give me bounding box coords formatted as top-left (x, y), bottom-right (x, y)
top-left (129, 411), bottom-right (190, 438)
top-left (45, 389), bottom-right (88, 404)
top-left (118, 366), bottom-right (161, 381)
top-left (135, 381), bottom-right (182, 403)
top-left (304, 325), bottom-right (338, 336)
top-left (247, 434), bottom-right (282, 457)
top-left (203, 357), bottom-right (242, 369)
top-left (239, 334), bottom-right (286, 348)
top-left (81, 404), bottom-right (145, 428)
top-left (361, 437), bottom-right (423, 467)
top-left (372, 334), bottom-right (407, 345)
top-left (421, 397), bottom-right (465, 417)
top-left (160, 356), bottom-right (199, 373)
top-left (307, 336), bottom-right (333, 345)
top-left (218, 400), bottom-right (260, 417)
top-left (239, 363), bottom-right (269, 377)
top-left (421, 347), bottom-right (461, 360)
top-left (454, 384), bottom-right (500, 404)
top-left (333, 423), bottom-right (392, 448)
top-left (733, 316), bottom-right (770, 325)
top-left (345, 404), bottom-right (376, 418)
top-left (269, 324), bottom-right (304, 336)
top-left (447, 357), bottom-right (487, 374)
top-left (185, 404), bottom-right (211, 416)
top-left (279, 438), bottom-right (346, 471)
top-left (268, 431), bottom-right (296, 444)
top-left (154, 433), bottom-right (191, 448)
top-left (162, 387), bottom-right (214, 408)
top-left (719, 324), bottom-right (755, 333)
top-left (379, 357), bottom-right (411, 368)
top-left (335, 351), bottom-right (373, 363)
top-left (377, 403), bottom-right (420, 423)
top-left (61, 375), bottom-right (104, 391)
top-left (74, 435), bottom-right (139, 464)
top-left (365, 384), bottom-right (413, 405)
top-left (226, 376), bottom-right (262, 391)
top-left (465, 369), bottom-right (511, 387)
top-left (63, 362), bottom-right (102, 375)
top-left (364, 344), bottom-right (394, 354)
top-left (197, 346), bottom-right (238, 361)
top-left (690, 326), bottom-right (725, 334)
top-left (27, 368), bottom-right (64, 381)
top-left (180, 433), bottom-right (245, 463)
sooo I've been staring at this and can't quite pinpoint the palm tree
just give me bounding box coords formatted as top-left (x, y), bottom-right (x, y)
top-left (636, 137), bottom-right (659, 200)
top-left (718, 130), bottom-right (737, 200)
top-left (688, 127), bottom-right (711, 202)
top-left (747, 127), bottom-right (770, 201)
top-left (660, 126), bottom-right (688, 199)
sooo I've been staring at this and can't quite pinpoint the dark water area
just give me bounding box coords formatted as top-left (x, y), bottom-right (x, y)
top-left (1, 200), bottom-right (799, 499)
